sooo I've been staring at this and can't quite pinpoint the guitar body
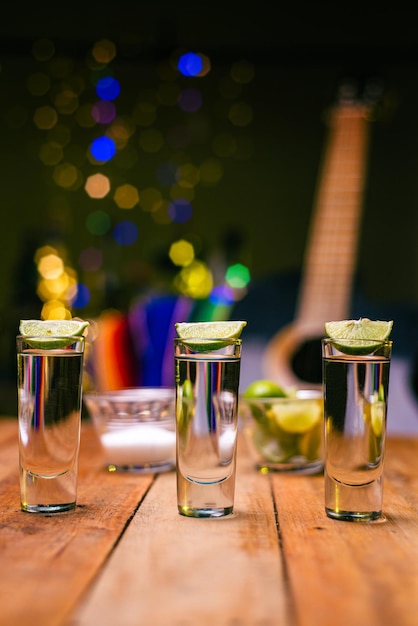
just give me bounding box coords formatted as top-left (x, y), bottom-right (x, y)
top-left (263, 83), bottom-right (374, 389)
top-left (263, 322), bottom-right (323, 389)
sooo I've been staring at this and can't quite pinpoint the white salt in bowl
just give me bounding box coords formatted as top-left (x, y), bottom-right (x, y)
top-left (84, 387), bottom-right (176, 473)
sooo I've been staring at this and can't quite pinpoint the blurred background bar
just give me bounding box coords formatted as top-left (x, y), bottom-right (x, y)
top-left (1, 4), bottom-right (418, 426)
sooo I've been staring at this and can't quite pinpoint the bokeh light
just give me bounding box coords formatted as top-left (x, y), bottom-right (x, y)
top-left (71, 283), bottom-right (91, 308)
top-left (167, 198), bottom-right (193, 223)
top-left (89, 135), bottom-right (117, 162)
top-left (86, 210), bottom-right (112, 235)
top-left (169, 240), bottom-right (195, 266)
top-left (174, 260), bottom-right (213, 298)
top-left (95, 76), bottom-right (121, 101)
top-left (92, 39), bottom-right (117, 64)
top-left (85, 173), bottom-right (111, 199)
top-left (225, 263), bottom-right (251, 288)
top-left (113, 220), bottom-right (138, 245)
top-left (114, 184), bottom-right (139, 209)
top-left (209, 285), bottom-right (235, 306)
top-left (178, 52), bottom-right (203, 77)
top-left (92, 100), bottom-right (117, 124)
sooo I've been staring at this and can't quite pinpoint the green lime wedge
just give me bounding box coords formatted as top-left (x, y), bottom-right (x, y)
top-left (324, 318), bottom-right (393, 355)
top-left (175, 320), bottom-right (247, 351)
top-left (270, 400), bottom-right (322, 434)
top-left (243, 379), bottom-right (287, 399)
top-left (19, 319), bottom-right (90, 349)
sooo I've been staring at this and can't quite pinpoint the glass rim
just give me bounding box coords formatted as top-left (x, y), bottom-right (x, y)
top-left (321, 337), bottom-right (392, 345)
top-left (174, 336), bottom-right (242, 344)
top-left (16, 334), bottom-right (86, 340)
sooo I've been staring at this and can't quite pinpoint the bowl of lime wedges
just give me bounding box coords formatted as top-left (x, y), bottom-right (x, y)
top-left (239, 380), bottom-right (323, 474)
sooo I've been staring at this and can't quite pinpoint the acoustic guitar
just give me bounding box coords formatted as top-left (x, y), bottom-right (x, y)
top-left (263, 81), bottom-right (376, 390)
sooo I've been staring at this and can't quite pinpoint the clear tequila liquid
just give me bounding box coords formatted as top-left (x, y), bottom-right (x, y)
top-left (17, 347), bottom-right (84, 513)
top-left (175, 352), bottom-right (241, 518)
top-left (323, 352), bottom-right (390, 521)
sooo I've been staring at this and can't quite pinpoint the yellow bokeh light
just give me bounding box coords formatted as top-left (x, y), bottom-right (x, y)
top-left (139, 187), bottom-right (163, 213)
top-left (41, 300), bottom-right (72, 320)
top-left (169, 240), bottom-right (195, 266)
top-left (39, 141), bottom-right (63, 166)
top-left (114, 184), bottom-right (139, 209)
top-left (107, 116), bottom-right (136, 149)
top-left (177, 163), bottom-right (200, 188)
top-left (174, 261), bottom-right (213, 299)
top-left (92, 39), bottom-right (117, 64)
top-left (54, 89), bottom-right (79, 115)
top-left (85, 173), bottom-right (111, 199)
top-left (33, 105), bottom-right (58, 130)
top-left (38, 254), bottom-right (64, 279)
top-left (34, 245), bottom-right (59, 264)
top-left (53, 162), bottom-right (82, 190)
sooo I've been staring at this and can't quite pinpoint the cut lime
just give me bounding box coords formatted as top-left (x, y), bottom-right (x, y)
top-left (324, 318), bottom-right (393, 355)
top-left (175, 320), bottom-right (246, 351)
top-left (243, 379), bottom-right (287, 399)
top-left (270, 400), bottom-right (322, 434)
top-left (19, 319), bottom-right (90, 349)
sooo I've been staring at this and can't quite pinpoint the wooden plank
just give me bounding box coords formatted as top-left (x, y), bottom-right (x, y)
top-left (0, 421), bottom-right (155, 626)
top-left (72, 437), bottom-right (291, 626)
top-left (271, 438), bottom-right (418, 626)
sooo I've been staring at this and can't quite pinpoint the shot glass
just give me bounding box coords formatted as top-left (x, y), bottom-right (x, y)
top-left (322, 338), bottom-right (392, 521)
top-left (174, 337), bottom-right (242, 518)
top-left (17, 335), bottom-right (86, 513)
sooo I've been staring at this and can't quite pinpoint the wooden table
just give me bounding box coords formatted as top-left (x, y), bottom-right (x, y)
top-left (0, 417), bottom-right (417, 626)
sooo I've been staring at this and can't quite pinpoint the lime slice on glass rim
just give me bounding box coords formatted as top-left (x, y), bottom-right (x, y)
top-left (324, 318), bottom-right (393, 355)
top-left (19, 319), bottom-right (90, 349)
top-left (175, 320), bottom-right (247, 351)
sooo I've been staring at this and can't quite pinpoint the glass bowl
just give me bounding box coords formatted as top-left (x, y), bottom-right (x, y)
top-left (239, 390), bottom-right (324, 474)
top-left (84, 387), bottom-right (176, 473)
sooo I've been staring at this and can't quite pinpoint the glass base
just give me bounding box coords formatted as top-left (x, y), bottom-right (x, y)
top-left (325, 472), bottom-right (383, 522)
top-left (178, 505), bottom-right (233, 518)
top-left (325, 507), bottom-right (382, 522)
top-left (21, 502), bottom-right (76, 514)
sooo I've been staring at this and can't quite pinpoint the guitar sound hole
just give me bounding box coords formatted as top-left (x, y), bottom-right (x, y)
top-left (291, 338), bottom-right (323, 384)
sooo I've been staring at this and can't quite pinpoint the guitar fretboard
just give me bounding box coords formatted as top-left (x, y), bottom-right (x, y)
top-left (296, 104), bottom-right (371, 327)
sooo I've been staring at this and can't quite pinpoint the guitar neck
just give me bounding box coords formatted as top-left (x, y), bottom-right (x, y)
top-left (296, 103), bottom-right (371, 328)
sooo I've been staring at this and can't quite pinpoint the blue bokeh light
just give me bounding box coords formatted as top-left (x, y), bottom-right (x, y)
top-left (71, 283), bottom-right (90, 308)
top-left (95, 76), bottom-right (121, 101)
top-left (178, 52), bottom-right (203, 77)
top-left (209, 285), bottom-right (235, 306)
top-left (113, 220), bottom-right (138, 245)
top-left (167, 199), bottom-right (193, 223)
top-left (89, 136), bottom-right (117, 162)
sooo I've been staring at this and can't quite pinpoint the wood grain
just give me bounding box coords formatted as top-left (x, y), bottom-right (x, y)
top-left (1, 420), bottom-right (418, 626)
top-left (0, 420), bottom-right (155, 626)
